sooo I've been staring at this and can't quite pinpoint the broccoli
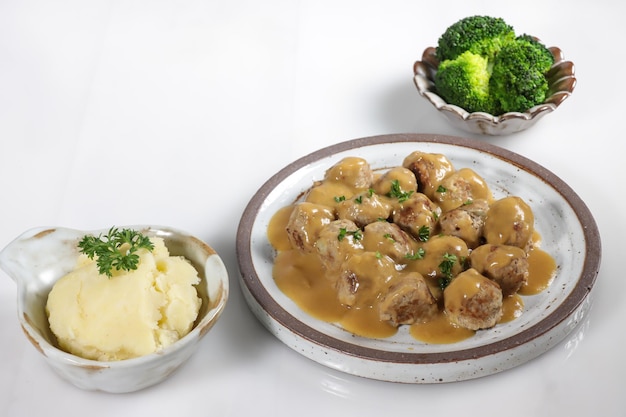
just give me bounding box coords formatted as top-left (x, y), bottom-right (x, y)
top-left (435, 15), bottom-right (515, 62)
top-left (432, 16), bottom-right (555, 115)
top-left (515, 34), bottom-right (555, 70)
top-left (434, 51), bottom-right (495, 114)
top-left (489, 38), bottom-right (555, 113)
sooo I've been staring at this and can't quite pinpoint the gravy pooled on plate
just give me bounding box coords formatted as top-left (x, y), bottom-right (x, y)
top-left (267, 151), bottom-right (556, 343)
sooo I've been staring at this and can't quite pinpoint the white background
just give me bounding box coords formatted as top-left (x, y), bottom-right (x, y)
top-left (0, 1), bottom-right (623, 416)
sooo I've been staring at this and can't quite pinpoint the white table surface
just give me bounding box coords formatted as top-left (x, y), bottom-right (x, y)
top-left (1, 1), bottom-right (623, 416)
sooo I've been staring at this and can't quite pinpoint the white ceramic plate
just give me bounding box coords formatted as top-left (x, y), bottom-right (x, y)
top-left (236, 133), bottom-right (601, 383)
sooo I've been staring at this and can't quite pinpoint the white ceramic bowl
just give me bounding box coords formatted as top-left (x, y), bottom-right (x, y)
top-left (0, 225), bottom-right (229, 393)
top-left (413, 46), bottom-right (576, 136)
top-left (236, 133), bottom-right (601, 383)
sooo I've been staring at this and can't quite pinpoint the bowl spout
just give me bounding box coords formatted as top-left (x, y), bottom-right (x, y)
top-left (0, 227), bottom-right (83, 288)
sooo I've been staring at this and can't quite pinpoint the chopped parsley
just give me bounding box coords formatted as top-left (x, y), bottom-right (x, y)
top-left (388, 180), bottom-right (414, 203)
top-left (437, 253), bottom-right (458, 290)
top-left (405, 247), bottom-right (426, 260)
top-left (417, 225), bottom-right (430, 242)
top-left (337, 227), bottom-right (362, 241)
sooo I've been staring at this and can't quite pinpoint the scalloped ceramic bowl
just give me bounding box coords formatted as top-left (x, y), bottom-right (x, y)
top-left (0, 225), bottom-right (229, 393)
top-left (413, 45), bottom-right (576, 136)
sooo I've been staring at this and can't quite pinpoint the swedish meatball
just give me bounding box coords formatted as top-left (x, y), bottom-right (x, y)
top-left (410, 235), bottom-right (470, 280)
top-left (336, 191), bottom-right (392, 227)
top-left (315, 219), bottom-right (364, 272)
top-left (432, 168), bottom-right (493, 213)
top-left (335, 252), bottom-right (396, 307)
top-left (372, 166), bottom-right (418, 199)
top-left (324, 156), bottom-right (373, 189)
top-left (378, 272), bottom-right (439, 327)
top-left (305, 180), bottom-right (355, 208)
top-left (438, 199), bottom-right (489, 248)
top-left (362, 221), bottom-right (416, 263)
top-left (286, 202), bottom-right (336, 253)
top-left (392, 192), bottom-right (440, 241)
top-left (444, 268), bottom-right (503, 330)
top-left (470, 244), bottom-right (529, 296)
top-left (402, 151), bottom-right (455, 200)
top-left (483, 196), bottom-right (534, 249)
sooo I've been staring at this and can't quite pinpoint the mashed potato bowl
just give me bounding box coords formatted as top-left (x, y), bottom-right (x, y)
top-left (0, 225), bottom-right (229, 393)
top-left (413, 45), bottom-right (576, 136)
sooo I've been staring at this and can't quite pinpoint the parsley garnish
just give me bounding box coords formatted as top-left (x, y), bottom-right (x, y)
top-left (405, 247), bottom-right (426, 260)
top-left (417, 225), bottom-right (430, 242)
top-left (334, 195), bottom-right (346, 203)
top-left (437, 253), bottom-right (457, 290)
top-left (78, 227), bottom-right (154, 277)
top-left (337, 228), bottom-right (362, 242)
top-left (438, 276), bottom-right (452, 291)
top-left (388, 180), bottom-right (414, 203)
top-left (437, 185), bottom-right (447, 193)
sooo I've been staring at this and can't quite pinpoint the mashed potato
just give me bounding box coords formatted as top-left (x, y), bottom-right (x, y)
top-left (46, 237), bottom-right (202, 361)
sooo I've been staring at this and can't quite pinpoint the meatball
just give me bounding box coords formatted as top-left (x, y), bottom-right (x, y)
top-left (411, 235), bottom-right (470, 280)
top-left (378, 272), bottom-right (439, 327)
top-left (402, 151), bottom-right (455, 200)
top-left (305, 180), bottom-right (356, 208)
top-left (444, 268), bottom-right (503, 330)
top-left (362, 221), bottom-right (416, 263)
top-left (315, 219), bottom-right (364, 272)
top-left (432, 168), bottom-right (493, 213)
top-left (335, 252), bottom-right (396, 307)
top-left (286, 202), bottom-right (336, 253)
top-left (470, 244), bottom-right (529, 296)
top-left (324, 156), bottom-right (373, 189)
top-left (372, 166), bottom-right (418, 199)
top-left (392, 192), bottom-right (440, 241)
top-left (483, 196), bottom-right (535, 249)
top-left (336, 191), bottom-right (392, 228)
top-left (438, 199), bottom-right (489, 249)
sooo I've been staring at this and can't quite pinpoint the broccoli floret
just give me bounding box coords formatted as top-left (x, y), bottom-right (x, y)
top-left (515, 34), bottom-right (555, 70)
top-left (431, 16), bottom-right (557, 115)
top-left (489, 38), bottom-right (554, 113)
top-left (434, 51), bottom-right (495, 114)
top-left (435, 15), bottom-right (515, 62)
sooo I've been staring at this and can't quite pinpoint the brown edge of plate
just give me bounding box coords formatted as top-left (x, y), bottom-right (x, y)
top-left (235, 133), bottom-right (601, 365)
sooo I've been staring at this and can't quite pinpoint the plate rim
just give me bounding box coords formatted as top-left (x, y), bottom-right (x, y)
top-left (236, 133), bottom-right (601, 367)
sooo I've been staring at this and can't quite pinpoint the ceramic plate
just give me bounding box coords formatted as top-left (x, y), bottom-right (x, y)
top-left (236, 133), bottom-right (601, 383)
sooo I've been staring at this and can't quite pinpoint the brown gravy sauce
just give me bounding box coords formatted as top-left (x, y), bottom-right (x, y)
top-left (267, 157), bottom-right (557, 344)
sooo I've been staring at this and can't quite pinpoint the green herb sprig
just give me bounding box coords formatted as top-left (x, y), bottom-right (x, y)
top-left (417, 225), bottom-right (430, 242)
top-left (437, 252), bottom-right (458, 290)
top-left (337, 227), bottom-right (363, 242)
top-left (405, 247), bottom-right (426, 260)
top-left (78, 227), bottom-right (154, 277)
top-left (387, 180), bottom-right (414, 203)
